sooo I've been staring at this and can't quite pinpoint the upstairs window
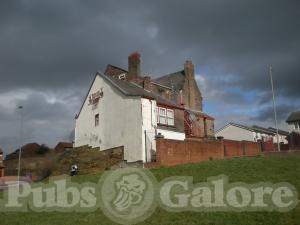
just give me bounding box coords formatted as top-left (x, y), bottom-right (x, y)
top-left (167, 109), bottom-right (174, 126)
top-left (295, 122), bottom-right (300, 130)
top-left (157, 107), bottom-right (174, 126)
top-left (118, 74), bottom-right (126, 80)
top-left (95, 114), bottom-right (99, 127)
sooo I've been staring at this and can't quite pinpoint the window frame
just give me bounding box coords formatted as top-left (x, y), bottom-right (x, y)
top-left (156, 106), bottom-right (175, 126)
top-left (95, 114), bottom-right (99, 127)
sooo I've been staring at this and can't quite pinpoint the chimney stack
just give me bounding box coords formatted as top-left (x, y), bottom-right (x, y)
top-left (184, 60), bottom-right (194, 80)
top-left (128, 52), bottom-right (141, 81)
top-left (184, 60), bottom-right (196, 110)
top-left (143, 76), bottom-right (151, 90)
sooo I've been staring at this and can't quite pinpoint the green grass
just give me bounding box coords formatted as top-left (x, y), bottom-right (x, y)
top-left (1, 155), bottom-right (300, 225)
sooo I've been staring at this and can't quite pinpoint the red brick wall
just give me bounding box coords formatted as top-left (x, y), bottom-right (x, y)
top-left (223, 140), bottom-right (244, 158)
top-left (145, 138), bottom-right (262, 168)
top-left (223, 140), bottom-right (261, 158)
top-left (243, 141), bottom-right (261, 156)
top-left (155, 138), bottom-right (224, 167)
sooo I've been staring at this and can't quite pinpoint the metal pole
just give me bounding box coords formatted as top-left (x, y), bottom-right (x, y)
top-left (269, 66), bottom-right (280, 151)
top-left (17, 106), bottom-right (23, 185)
top-left (144, 130), bottom-right (148, 163)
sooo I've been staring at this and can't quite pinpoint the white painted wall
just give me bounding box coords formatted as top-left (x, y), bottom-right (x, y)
top-left (141, 98), bottom-right (186, 161)
top-left (288, 122), bottom-right (300, 133)
top-left (216, 124), bottom-right (288, 144)
top-left (288, 123), bottom-right (295, 133)
top-left (215, 125), bottom-right (255, 141)
top-left (156, 129), bottom-right (185, 140)
top-left (141, 98), bottom-right (157, 162)
top-left (267, 133), bottom-right (288, 144)
top-left (74, 75), bottom-right (143, 162)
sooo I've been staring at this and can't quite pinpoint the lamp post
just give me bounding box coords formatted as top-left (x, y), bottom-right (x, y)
top-left (269, 66), bottom-right (280, 152)
top-left (17, 105), bottom-right (23, 185)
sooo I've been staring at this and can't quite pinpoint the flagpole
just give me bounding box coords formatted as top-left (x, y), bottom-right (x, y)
top-left (17, 105), bottom-right (23, 185)
top-left (269, 66), bottom-right (280, 151)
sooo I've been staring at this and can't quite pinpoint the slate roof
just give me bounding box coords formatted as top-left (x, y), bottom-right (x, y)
top-left (286, 111), bottom-right (300, 123)
top-left (76, 72), bottom-right (183, 117)
top-left (252, 125), bottom-right (277, 135)
top-left (186, 109), bottom-right (214, 120)
top-left (154, 70), bottom-right (185, 90)
top-left (107, 64), bottom-right (128, 72)
top-left (104, 63), bottom-right (188, 92)
top-left (218, 122), bottom-right (289, 136)
top-left (227, 122), bottom-right (255, 132)
top-left (99, 72), bottom-right (182, 109)
top-left (268, 127), bottom-right (289, 136)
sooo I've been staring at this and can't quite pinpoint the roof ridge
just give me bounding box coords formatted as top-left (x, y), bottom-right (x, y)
top-left (156, 70), bottom-right (185, 78)
top-left (106, 64), bottom-right (128, 73)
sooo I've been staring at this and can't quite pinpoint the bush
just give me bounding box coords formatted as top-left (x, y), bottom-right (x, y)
top-left (36, 144), bottom-right (51, 155)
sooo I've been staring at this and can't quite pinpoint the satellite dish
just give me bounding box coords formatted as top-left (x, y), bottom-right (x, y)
top-left (189, 112), bottom-right (197, 122)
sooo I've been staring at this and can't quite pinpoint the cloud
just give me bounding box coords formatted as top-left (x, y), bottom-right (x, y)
top-left (0, 0), bottom-right (299, 151)
top-left (0, 89), bottom-right (82, 155)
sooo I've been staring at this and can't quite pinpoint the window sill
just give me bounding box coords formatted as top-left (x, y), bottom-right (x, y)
top-left (157, 124), bottom-right (176, 128)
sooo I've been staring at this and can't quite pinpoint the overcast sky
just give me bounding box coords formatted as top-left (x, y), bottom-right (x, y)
top-left (0, 0), bottom-right (299, 154)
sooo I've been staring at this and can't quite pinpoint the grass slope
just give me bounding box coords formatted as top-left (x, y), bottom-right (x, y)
top-left (1, 155), bottom-right (300, 225)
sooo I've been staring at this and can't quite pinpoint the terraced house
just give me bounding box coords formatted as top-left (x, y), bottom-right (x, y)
top-left (74, 52), bottom-right (214, 162)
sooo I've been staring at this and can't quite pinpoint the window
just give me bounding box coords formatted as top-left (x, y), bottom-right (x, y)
top-left (95, 114), bottom-right (99, 127)
top-left (167, 109), bottom-right (174, 126)
top-left (157, 107), bottom-right (174, 126)
top-left (159, 108), bottom-right (166, 124)
top-left (118, 74), bottom-right (126, 80)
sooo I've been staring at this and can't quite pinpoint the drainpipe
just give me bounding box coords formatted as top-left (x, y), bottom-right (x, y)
top-left (144, 130), bottom-right (147, 163)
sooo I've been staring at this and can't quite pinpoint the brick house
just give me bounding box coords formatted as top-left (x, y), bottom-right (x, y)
top-left (105, 52), bottom-right (215, 138)
top-left (215, 122), bottom-right (289, 146)
top-left (286, 111), bottom-right (300, 149)
top-left (74, 52), bottom-right (214, 162)
top-left (54, 142), bottom-right (73, 154)
top-left (5, 143), bottom-right (41, 160)
top-left (286, 111), bottom-right (300, 133)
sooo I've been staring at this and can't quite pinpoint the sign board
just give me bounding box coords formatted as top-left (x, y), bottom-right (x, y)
top-left (89, 89), bottom-right (103, 105)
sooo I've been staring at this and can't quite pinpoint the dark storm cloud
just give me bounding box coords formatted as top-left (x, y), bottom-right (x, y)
top-left (1, 0), bottom-right (299, 93)
top-left (0, 0), bottom-right (299, 151)
top-left (251, 103), bottom-right (299, 122)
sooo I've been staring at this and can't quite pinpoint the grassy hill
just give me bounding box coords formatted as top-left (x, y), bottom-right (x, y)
top-left (4, 146), bottom-right (123, 180)
top-left (1, 155), bottom-right (300, 225)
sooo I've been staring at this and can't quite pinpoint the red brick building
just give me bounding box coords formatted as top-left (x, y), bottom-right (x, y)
top-left (104, 52), bottom-right (214, 139)
top-left (54, 142), bottom-right (73, 153)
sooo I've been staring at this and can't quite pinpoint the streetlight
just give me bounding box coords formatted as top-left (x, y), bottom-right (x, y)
top-left (269, 66), bottom-right (280, 152)
top-left (17, 105), bottom-right (23, 185)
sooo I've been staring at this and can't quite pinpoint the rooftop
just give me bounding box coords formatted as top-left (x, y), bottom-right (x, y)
top-left (286, 111), bottom-right (300, 123)
top-left (218, 122), bottom-right (288, 136)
